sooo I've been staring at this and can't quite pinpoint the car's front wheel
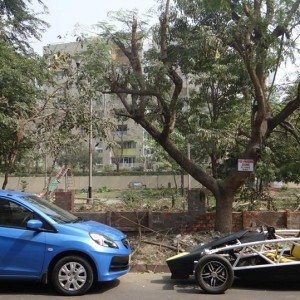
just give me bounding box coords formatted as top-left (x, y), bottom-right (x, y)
top-left (195, 254), bottom-right (234, 294)
top-left (51, 255), bottom-right (94, 296)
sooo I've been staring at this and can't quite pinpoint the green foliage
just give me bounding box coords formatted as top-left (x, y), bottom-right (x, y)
top-left (120, 188), bottom-right (183, 210)
top-left (39, 41), bottom-right (115, 177)
top-left (79, 1), bottom-right (300, 231)
top-left (238, 187), bottom-right (277, 211)
top-left (57, 145), bottom-right (103, 173)
top-left (259, 81), bottom-right (300, 184)
top-left (0, 40), bottom-right (48, 181)
top-left (147, 131), bottom-right (185, 173)
top-left (0, 0), bottom-right (49, 188)
top-left (255, 147), bottom-right (277, 184)
top-left (97, 186), bottom-right (111, 193)
top-left (20, 179), bottom-right (28, 192)
top-left (0, 0), bottom-right (48, 53)
top-left (121, 190), bottom-right (142, 205)
top-left (102, 165), bottom-right (114, 172)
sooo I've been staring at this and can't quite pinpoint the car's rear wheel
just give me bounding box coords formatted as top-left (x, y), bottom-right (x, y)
top-left (51, 255), bottom-right (94, 296)
top-left (195, 254), bottom-right (234, 294)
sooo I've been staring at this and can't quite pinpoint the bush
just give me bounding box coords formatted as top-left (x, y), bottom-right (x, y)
top-left (20, 179), bottom-right (28, 192)
top-left (121, 191), bottom-right (142, 205)
top-left (97, 186), bottom-right (111, 193)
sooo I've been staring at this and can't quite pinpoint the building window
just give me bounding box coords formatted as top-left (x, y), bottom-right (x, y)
top-left (111, 157), bottom-right (136, 164)
top-left (122, 157), bottom-right (136, 164)
top-left (119, 141), bottom-right (136, 149)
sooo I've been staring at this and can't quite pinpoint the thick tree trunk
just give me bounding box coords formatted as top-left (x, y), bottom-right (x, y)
top-left (2, 172), bottom-right (9, 190)
top-left (210, 152), bottom-right (218, 179)
top-left (214, 189), bottom-right (234, 233)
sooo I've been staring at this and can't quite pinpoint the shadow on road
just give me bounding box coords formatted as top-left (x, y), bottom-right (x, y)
top-left (233, 278), bottom-right (300, 291)
top-left (0, 281), bottom-right (55, 296)
top-left (151, 275), bottom-right (300, 294)
top-left (151, 276), bottom-right (202, 294)
top-left (0, 279), bottom-right (120, 296)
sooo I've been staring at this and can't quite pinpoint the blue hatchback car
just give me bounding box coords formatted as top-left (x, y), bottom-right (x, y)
top-left (0, 190), bottom-right (131, 296)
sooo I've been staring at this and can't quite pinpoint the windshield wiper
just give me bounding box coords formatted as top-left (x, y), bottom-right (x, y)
top-left (70, 217), bottom-right (85, 223)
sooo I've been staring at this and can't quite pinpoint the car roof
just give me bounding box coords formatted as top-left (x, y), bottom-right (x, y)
top-left (0, 189), bottom-right (33, 200)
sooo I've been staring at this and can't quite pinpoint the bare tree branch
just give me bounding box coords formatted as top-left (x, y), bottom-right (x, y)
top-left (279, 121), bottom-right (300, 145)
top-left (268, 82), bottom-right (300, 132)
top-left (160, 0), bottom-right (170, 63)
top-left (272, 0), bottom-right (300, 37)
top-left (265, 0), bottom-right (274, 24)
top-left (138, 118), bottom-right (219, 194)
top-left (116, 93), bottom-right (132, 114)
top-left (158, 0), bottom-right (183, 138)
top-left (113, 108), bottom-right (131, 119)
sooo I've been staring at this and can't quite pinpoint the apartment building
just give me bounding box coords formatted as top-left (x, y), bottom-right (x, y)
top-left (43, 41), bottom-right (153, 171)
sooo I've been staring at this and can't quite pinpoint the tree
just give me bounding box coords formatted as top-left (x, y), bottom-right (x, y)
top-left (83, 0), bottom-right (300, 232)
top-left (0, 0), bottom-right (48, 53)
top-left (0, 40), bottom-right (49, 188)
top-left (256, 81), bottom-right (300, 185)
top-left (0, 0), bottom-right (48, 188)
top-left (35, 45), bottom-right (114, 190)
top-left (57, 144), bottom-right (102, 174)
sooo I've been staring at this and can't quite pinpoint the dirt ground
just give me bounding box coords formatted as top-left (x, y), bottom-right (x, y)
top-left (127, 231), bottom-right (218, 265)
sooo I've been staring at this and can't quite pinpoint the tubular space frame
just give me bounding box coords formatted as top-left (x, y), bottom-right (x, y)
top-left (200, 230), bottom-right (300, 271)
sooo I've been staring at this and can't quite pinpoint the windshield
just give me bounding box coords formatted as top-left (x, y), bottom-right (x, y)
top-left (22, 195), bottom-right (78, 224)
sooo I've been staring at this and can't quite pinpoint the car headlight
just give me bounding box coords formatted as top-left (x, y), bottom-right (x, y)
top-left (90, 233), bottom-right (118, 249)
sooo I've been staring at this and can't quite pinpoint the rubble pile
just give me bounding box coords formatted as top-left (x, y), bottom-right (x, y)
top-left (128, 232), bottom-right (217, 266)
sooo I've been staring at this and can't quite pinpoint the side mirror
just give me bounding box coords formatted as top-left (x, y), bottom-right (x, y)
top-left (27, 219), bottom-right (43, 230)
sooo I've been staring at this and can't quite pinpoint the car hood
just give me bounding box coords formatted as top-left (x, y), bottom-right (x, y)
top-left (65, 220), bottom-right (125, 241)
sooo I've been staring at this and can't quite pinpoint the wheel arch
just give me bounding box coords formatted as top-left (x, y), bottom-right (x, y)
top-left (47, 250), bottom-right (98, 283)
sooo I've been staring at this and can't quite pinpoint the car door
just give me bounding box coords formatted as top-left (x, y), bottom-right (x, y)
top-left (0, 198), bottom-right (46, 278)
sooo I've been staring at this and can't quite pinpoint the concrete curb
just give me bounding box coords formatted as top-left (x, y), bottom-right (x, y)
top-left (130, 264), bottom-right (170, 273)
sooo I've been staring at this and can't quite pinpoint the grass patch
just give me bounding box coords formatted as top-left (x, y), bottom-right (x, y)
top-left (73, 187), bottom-right (300, 212)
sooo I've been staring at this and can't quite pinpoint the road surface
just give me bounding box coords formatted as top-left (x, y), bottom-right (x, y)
top-left (0, 273), bottom-right (300, 299)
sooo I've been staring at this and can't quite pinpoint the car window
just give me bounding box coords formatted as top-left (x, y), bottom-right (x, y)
top-left (22, 195), bottom-right (78, 224)
top-left (0, 199), bottom-right (34, 228)
top-left (0, 200), bottom-right (11, 223)
top-left (0, 199), bottom-right (52, 230)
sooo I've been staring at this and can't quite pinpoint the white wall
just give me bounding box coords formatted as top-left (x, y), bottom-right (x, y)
top-left (1, 175), bottom-right (202, 193)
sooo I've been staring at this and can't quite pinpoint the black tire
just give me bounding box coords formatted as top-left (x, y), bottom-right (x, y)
top-left (51, 255), bottom-right (94, 296)
top-left (195, 254), bottom-right (234, 294)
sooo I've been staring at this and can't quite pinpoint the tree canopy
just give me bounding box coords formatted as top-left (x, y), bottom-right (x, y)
top-left (0, 0), bottom-right (49, 188)
top-left (82, 0), bottom-right (300, 232)
top-left (0, 0), bottom-right (48, 53)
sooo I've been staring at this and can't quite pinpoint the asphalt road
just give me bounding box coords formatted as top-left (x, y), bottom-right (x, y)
top-left (1, 273), bottom-right (300, 300)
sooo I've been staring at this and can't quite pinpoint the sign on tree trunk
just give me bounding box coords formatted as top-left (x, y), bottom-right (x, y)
top-left (238, 159), bottom-right (254, 172)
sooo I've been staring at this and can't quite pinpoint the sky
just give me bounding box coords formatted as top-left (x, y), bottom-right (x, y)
top-left (30, 0), bottom-right (298, 83)
top-left (31, 0), bottom-right (157, 54)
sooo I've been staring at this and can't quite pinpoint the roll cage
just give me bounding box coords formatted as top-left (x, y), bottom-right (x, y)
top-left (197, 229), bottom-right (300, 271)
